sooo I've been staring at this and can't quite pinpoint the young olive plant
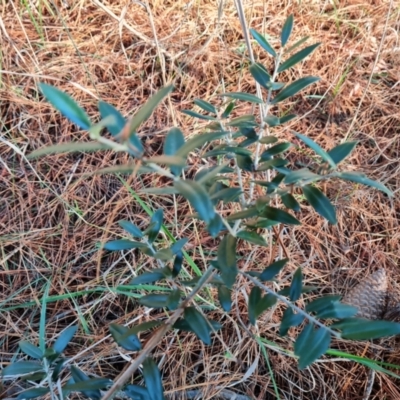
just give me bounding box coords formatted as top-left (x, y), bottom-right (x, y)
top-left (7, 15), bottom-right (398, 400)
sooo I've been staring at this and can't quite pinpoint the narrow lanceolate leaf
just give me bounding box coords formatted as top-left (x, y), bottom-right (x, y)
top-left (338, 172), bottom-right (393, 197)
top-left (281, 14), bottom-right (294, 47)
top-left (237, 230), bottom-right (267, 246)
top-left (146, 209), bottom-right (163, 244)
top-left (295, 325), bottom-right (331, 370)
top-left (39, 83), bottom-right (91, 130)
top-left (143, 357), bottom-right (165, 400)
top-left (98, 101), bottom-right (125, 136)
top-left (284, 36), bottom-right (310, 54)
top-left (227, 206), bottom-right (260, 221)
top-left (221, 101), bottom-right (235, 118)
top-left (124, 321), bottom-right (162, 336)
top-left (248, 287), bottom-right (262, 325)
top-left (118, 220), bottom-right (143, 238)
top-left (220, 92), bottom-right (263, 104)
top-left (184, 307), bottom-right (211, 345)
top-left (194, 98), bottom-right (217, 114)
top-left (218, 285), bottom-right (232, 312)
top-left (104, 239), bottom-right (147, 251)
top-left (146, 155), bottom-right (186, 167)
top-left (327, 141), bottom-right (358, 164)
top-left (293, 132), bottom-right (336, 168)
top-left (129, 85), bottom-right (174, 135)
top-left (181, 109), bottom-right (216, 120)
top-left (315, 303), bottom-right (358, 319)
top-left (70, 366), bottom-right (101, 400)
top-left (250, 29), bottom-right (276, 57)
top-left (261, 142), bottom-right (292, 160)
top-left (164, 127), bottom-right (186, 175)
top-left (176, 131), bottom-right (228, 158)
top-left (237, 154), bottom-right (254, 172)
top-left (218, 234), bottom-right (238, 289)
top-left (127, 133), bottom-right (144, 158)
top-left (290, 268), bottom-right (303, 301)
top-left (167, 289), bottom-right (181, 311)
top-left (303, 185), bottom-right (337, 224)
top-left (332, 319), bottom-right (400, 340)
top-left (53, 325), bottom-right (78, 354)
top-left (271, 77), bottom-right (320, 104)
top-left (138, 294), bottom-right (170, 308)
top-left (305, 295), bottom-right (341, 314)
top-left (130, 270), bottom-right (165, 285)
top-left (174, 179), bottom-right (215, 224)
top-left (249, 62), bottom-right (271, 89)
top-left (109, 324), bottom-right (142, 351)
top-left (263, 115), bottom-right (280, 127)
top-left (17, 388), bottom-right (50, 400)
top-left (278, 43), bottom-right (321, 72)
top-left (2, 361), bottom-right (43, 377)
top-left (279, 308), bottom-right (305, 336)
top-left (257, 158), bottom-right (288, 172)
top-left (19, 341), bottom-right (43, 359)
top-left (63, 378), bottom-right (112, 391)
top-left (256, 294), bottom-right (277, 317)
top-left (281, 193), bottom-right (300, 211)
top-left (125, 384), bottom-right (149, 399)
top-left (262, 206), bottom-right (301, 225)
top-left (284, 168), bottom-right (320, 185)
top-left (207, 214), bottom-right (224, 238)
top-left (27, 142), bottom-right (109, 159)
top-left (260, 259), bottom-right (289, 281)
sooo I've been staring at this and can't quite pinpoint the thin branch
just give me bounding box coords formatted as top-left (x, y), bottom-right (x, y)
top-left (101, 266), bottom-right (216, 400)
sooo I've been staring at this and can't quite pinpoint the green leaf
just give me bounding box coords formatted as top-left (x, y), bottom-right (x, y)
top-left (260, 259), bottom-right (289, 281)
top-left (172, 251), bottom-right (184, 277)
top-left (295, 325), bottom-right (331, 369)
top-left (27, 142), bottom-right (109, 159)
top-left (98, 101), bottom-right (125, 136)
top-left (262, 206), bottom-right (301, 225)
top-left (104, 239), bottom-right (148, 251)
top-left (280, 114), bottom-right (297, 124)
top-left (173, 318), bottom-right (221, 333)
top-left (250, 29), bottom-right (276, 57)
top-left (289, 267), bottom-right (303, 301)
top-left (257, 158), bottom-right (288, 172)
top-left (281, 193), bottom-right (300, 211)
top-left (338, 172), bottom-right (393, 197)
top-left (237, 230), bottom-right (267, 246)
top-left (203, 146), bottom-right (252, 158)
top-left (218, 286), bottom-right (232, 312)
top-left (195, 163), bottom-right (232, 185)
top-left (261, 142), bottom-right (292, 160)
top-left (218, 234), bottom-right (238, 289)
top-left (210, 187), bottom-right (242, 203)
top-left (305, 295), bottom-right (341, 314)
top-left (226, 207), bottom-right (260, 221)
top-left (128, 85), bottom-right (174, 135)
top-left (146, 209), bottom-right (164, 244)
top-left (142, 357), bottom-right (165, 400)
top-left (281, 14), bottom-right (294, 47)
top-left (194, 98), bottom-right (217, 114)
top-left (153, 248), bottom-right (174, 261)
top-left (327, 141), bottom-right (358, 164)
top-left (166, 289), bottom-right (181, 311)
top-left (271, 77), bottom-right (320, 104)
top-left (127, 133), bottom-right (144, 158)
top-left (221, 92), bottom-right (263, 104)
top-left (2, 361), bottom-right (44, 377)
top-left (221, 101), bottom-right (235, 118)
top-left (237, 154), bottom-right (254, 172)
top-left (279, 308), bottom-right (305, 336)
top-left (316, 303), bottom-right (358, 319)
top-left (139, 294), bottom-right (170, 308)
top-left (184, 307), bottom-right (212, 345)
top-left (249, 62), bottom-right (271, 89)
top-left (255, 294), bottom-right (277, 317)
top-left (227, 115), bottom-right (257, 127)
top-left (39, 83), bottom-right (91, 130)
top-left (248, 287), bottom-right (262, 325)
top-left (170, 238), bottom-right (188, 254)
top-left (125, 384), bottom-right (149, 400)
top-left (164, 127), bottom-right (185, 176)
top-left (63, 378), bottom-right (112, 391)
top-left (207, 213), bottom-right (224, 238)
top-left (284, 36), bottom-right (310, 54)
top-left (118, 220), bottom-right (143, 238)
top-left (303, 185), bottom-right (337, 224)
top-left (263, 115), bottom-right (280, 127)
top-left (19, 341), bottom-right (43, 359)
top-left (124, 321), bottom-right (162, 336)
top-left (332, 319), bottom-right (400, 340)
top-left (293, 132), bottom-right (336, 168)
top-left (284, 168), bottom-right (320, 185)
top-left (53, 325), bottom-right (78, 354)
top-left (17, 388), bottom-right (50, 399)
top-left (70, 366), bottom-right (101, 400)
top-left (278, 43), bottom-right (321, 73)
top-left (130, 270), bottom-right (165, 285)
top-left (110, 324), bottom-right (142, 351)
top-left (176, 131), bottom-right (228, 158)
top-left (278, 286), bottom-right (318, 297)
top-left (259, 136), bottom-right (278, 145)
top-left (174, 179), bottom-right (215, 224)
top-left (146, 155), bottom-right (186, 167)
top-left (181, 109), bottom-right (216, 120)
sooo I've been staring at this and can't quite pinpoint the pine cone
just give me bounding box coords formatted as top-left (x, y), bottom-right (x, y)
top-left (342, 268), bottom-right (388, 320)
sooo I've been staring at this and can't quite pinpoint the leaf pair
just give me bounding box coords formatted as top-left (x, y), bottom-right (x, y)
top-left (248, 287), bottom-right (277, 325)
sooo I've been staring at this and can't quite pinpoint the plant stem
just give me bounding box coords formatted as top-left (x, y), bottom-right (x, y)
top-left (242, 272), bottom-right (341, 339)
top-left (101, 266), bottom-right (216, 400)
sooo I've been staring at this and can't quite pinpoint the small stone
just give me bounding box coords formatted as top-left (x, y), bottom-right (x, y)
top-left (342, 268), bottom-right (388, 320)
